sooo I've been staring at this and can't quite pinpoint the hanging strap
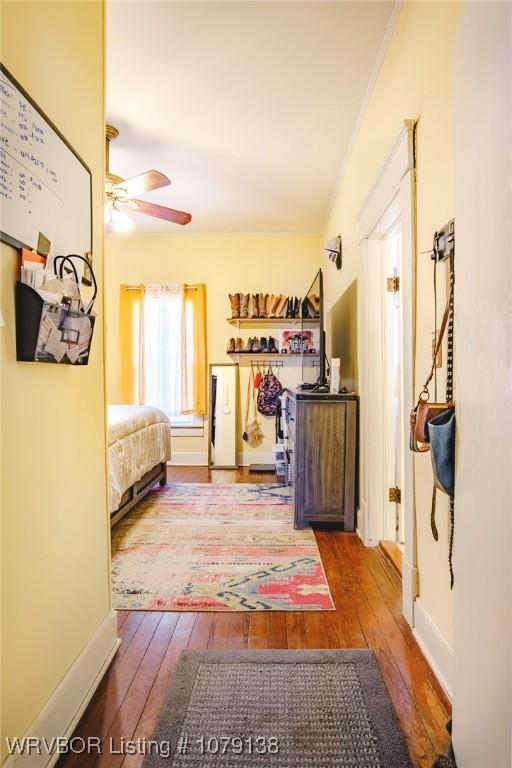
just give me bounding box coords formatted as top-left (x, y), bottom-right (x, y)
top-left (447, 254), bottom-right (455, 589)
top-left (421, 283), bottom-right (453, 398)
top-left (429, 254), bottom-right (456, 588)
top-left (245, 367), bottom-right (253, 425)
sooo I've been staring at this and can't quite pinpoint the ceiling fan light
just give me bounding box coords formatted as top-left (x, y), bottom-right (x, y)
top-left (110, 206), bottom-right (134, 233)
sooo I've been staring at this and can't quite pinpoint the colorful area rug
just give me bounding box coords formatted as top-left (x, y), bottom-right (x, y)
top-left (111, 483), bottom-right (334, 611)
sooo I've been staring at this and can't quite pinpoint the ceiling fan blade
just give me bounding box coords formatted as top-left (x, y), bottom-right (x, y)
top-left (123, 198), bottom-right (192, 225)
top-left (112, 170), bottom-right (170, 198)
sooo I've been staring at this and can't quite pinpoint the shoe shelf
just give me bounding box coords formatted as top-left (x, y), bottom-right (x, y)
top-left (227, 317), bottom-right (320, 326)
top-left (228, 352), bottom-right (320, 360)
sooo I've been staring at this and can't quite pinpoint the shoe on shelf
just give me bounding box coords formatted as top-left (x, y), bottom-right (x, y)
top-left (251, 337), bottom-right (262, 353)
top-left (309, 294), bottom-right (320, 316)
top-left (270, 295), bottom-right (281, 317)
top-left (229, 293), bottom-right (240, 319)
top-left (239, 293), bottom-right (250, 318)
top-left (258, 293), bottom-right (268, 318)
top-left (227, 337), bottom-right (236, 353)
top-left (301, 298), bottom-right (311, 318)
top-left (260, 336), bottom-right (269, 354)
top-left (235, 337), bottom-right (244, 352)
top-left (267, 294), bottom-right (275, 318)
top-left (268, 336), bottom-right (278, 353)
top-left (250, 294), bottom-right (259, 318)
top-left (274, 295), bottom-right (286, 317)
top-left (243, 337), bottom-right (254, 353)
top-left (286, 297), bottom-right (294, 318)
top-left (294, 297), bottom-right (301, 318)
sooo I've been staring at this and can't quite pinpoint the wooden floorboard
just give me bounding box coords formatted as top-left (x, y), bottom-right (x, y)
top-left (59, 466), bottom-right (450, 768)
top-left (379, 539), bottom-right (403, 577)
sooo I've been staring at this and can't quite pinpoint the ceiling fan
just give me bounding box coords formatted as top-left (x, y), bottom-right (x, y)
top-left (105, 124), bottom-right (192, 231)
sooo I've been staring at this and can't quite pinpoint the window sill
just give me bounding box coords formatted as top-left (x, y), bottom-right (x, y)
top-left (171, 426), bottom-right (204, 437)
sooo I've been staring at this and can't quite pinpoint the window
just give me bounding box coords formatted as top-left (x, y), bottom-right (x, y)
top-left (119, 283), bottom-right (206, 419)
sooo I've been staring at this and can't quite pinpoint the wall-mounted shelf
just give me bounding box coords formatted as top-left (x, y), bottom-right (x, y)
top-left (227, 317), bottom-right (320, 327)
top-left (228, 352), bottom-right (320, 361)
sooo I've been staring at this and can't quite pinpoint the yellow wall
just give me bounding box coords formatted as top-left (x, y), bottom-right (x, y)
top-left (0, 0), bottom-right (110, 752)
top-left (322, 1), bottom-right (461, 644)
top-left (105, 234), bottom-right (320, 463)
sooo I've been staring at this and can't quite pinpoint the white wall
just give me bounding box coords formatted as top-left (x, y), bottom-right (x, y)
top-left (452, 2), bottom-right (511, 766)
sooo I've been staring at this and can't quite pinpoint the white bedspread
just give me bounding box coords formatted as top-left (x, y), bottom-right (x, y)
top-left (108, 404), bottom-right (172, 512)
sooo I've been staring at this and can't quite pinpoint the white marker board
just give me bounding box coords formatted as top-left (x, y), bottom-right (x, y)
top-left (0, 65), bottom-right (92, 259)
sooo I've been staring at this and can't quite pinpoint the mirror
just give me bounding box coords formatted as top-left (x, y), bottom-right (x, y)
top-left (209, 363), bottom-right (238, 468)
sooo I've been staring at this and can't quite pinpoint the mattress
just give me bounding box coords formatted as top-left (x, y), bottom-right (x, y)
top-left (108, 404), bottom-right (172, 513)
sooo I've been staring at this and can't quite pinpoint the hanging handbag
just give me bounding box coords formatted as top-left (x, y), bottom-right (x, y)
top-left (257, 364), bottom-right (282, 416)
top-left (427, 408), bottom-right (455, 497)
top-left (242, 367), bottom-right (264, 448)
top-left (254, 364), bottom-right (263, 389)
top-left (413, 242), bottom-right (456, 588)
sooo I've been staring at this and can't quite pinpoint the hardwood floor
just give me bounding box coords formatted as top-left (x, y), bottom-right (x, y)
top-left (60, 467), bottom-right (451, 768)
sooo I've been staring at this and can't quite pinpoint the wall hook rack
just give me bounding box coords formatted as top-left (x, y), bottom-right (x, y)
top-left (249, 359), bottom-right (284, 367)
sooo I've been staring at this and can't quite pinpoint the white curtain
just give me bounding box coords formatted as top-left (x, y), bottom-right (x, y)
top-left (142, 283), bottom-right (191, 416)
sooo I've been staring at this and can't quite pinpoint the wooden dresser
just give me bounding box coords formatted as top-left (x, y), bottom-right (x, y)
top-left (284, 389), bottom-right (358, 530)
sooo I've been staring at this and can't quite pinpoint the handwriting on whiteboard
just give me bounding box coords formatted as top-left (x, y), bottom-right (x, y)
top-left (0, 66), bottom-right (90, 258)
top-left (0, 77), bottom-right (61, 213)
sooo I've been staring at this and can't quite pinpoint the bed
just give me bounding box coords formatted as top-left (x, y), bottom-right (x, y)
top-left (108, 404), bottom-right (172, 527)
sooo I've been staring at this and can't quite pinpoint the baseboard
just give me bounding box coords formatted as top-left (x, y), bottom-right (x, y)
top-left (401, 556), bottom-right (417, 628)
top-left (356, 500), bottom-right (379, 546)
top-left (237, 452), bottom-right (276, 467)
top-left (413, 599), bottom-right (453, 700)
top-left (168, 452), bottom-right (208, 466)
top-left (3, 611), bottom-right (120, 768)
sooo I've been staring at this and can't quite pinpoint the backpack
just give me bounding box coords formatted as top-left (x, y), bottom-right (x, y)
top-left (257, 367), bottom-right (282, 416)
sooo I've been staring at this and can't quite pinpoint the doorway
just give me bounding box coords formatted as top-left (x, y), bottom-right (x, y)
top-left (382, 222), bottom-right (404, 547)
top-left (358, 120), bottom-right (416, 625)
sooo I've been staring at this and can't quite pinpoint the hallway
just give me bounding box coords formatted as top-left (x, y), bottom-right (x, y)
top-left (61, 468), bottom-right (451, 768)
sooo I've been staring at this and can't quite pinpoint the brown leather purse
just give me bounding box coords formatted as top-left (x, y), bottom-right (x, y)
top-left (410, 287), bottom-right (454, 453)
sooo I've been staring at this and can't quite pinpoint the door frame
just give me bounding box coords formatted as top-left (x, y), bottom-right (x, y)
top-left (380, 217), bottom-right (404, 543)
top-left (357, 120), bottom-right (417, 626)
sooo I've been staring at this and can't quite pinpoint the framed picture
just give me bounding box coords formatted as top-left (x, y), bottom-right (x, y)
top-left (280, 329), bottom-right (319, 354)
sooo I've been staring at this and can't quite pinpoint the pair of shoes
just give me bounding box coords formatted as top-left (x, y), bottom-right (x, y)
top-left (249, 293), bottom-right (276, 319)
top-left (269, 295), bottom-right (288, 318)
top-left (245, 336), bottom-right (279, 354)
top-left (229, 293), bottom-right (250, 319)
top-left (243, 337), bottom-right (264, 353)
top-left (226, 337), bottom-right (245, 353)
top-left (268, 336), bottom-right (278, 353)
top-left (286, 297), bottom-right (300, 318)
top-left (301, 296), bottom-right (320, 319)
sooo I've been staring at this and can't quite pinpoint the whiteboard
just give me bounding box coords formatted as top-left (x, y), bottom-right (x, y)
top-left (0, 65), bottom-right (92, 260)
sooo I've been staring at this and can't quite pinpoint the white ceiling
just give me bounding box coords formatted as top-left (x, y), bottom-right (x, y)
top-left (107, 1), bottom-right (395, 233)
